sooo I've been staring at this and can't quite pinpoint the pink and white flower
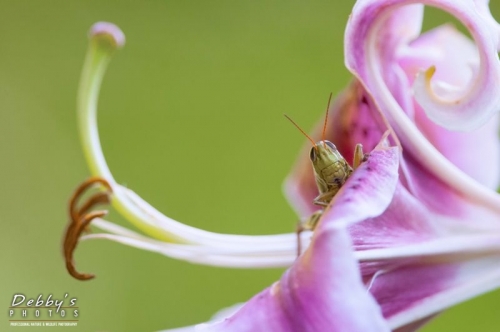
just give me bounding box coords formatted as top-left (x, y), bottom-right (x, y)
top-left (65, 1), bottom-right (500, 331)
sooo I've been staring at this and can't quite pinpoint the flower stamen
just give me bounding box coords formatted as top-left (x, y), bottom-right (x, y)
top-left (64, 177), bottom-right (112, 281)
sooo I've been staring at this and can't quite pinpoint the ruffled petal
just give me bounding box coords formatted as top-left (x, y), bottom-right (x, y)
top-left (399, 24), bottom-right (500, 189)
top-left (347, 155), bottom-right (500, 329)
top-left (346, 0), bottom-right (500, 131)
top-left (343, 0), bottom-right (500, 216)
top-left (363, 250), bottom-right (500, 330)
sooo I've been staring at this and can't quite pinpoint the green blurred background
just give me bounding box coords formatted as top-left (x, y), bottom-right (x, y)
top-left (1, 1), bottom-right (499, 331)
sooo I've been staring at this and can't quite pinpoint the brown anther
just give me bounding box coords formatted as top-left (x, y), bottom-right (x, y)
top-left (63, 177), bottom-right (112, 281)
top-left (77, 192), bottom-right (111, 233)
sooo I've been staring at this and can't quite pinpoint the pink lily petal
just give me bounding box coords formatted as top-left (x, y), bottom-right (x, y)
top-left (346, 0), bottom-right (500, 131)
top-left (348, 167), bottom-right (500, 327)
top-left (336, 152), bottom-right (500, 329)
top-left (399, 24), bottom-right (500, 189)
top-left (343, 0), bottom-right (500, 214)
top-left (366, 255), bottom-right (500, 329)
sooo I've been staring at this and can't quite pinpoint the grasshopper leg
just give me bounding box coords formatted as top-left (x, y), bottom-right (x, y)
top-left (296, 223), bottom-right (304, 257)
top-left (313, 189), bottom-right (338, 207)
top-left (353, 143), bottom-right (369, 170)
top-left (353, 144), bottom-right (364, 169)
top-left (296, 210), bottom-right (323, 257)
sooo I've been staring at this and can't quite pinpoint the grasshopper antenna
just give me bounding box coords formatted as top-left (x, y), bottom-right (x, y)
top-left (322, 92), bottom-right (333, 146)
top-left (284, 114), bottom-right (317, 150)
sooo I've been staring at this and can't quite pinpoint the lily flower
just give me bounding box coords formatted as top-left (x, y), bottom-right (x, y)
top-left (63, 0), bottom-right (500, 330)
top-left (287, 0), bottom-right (500, 329)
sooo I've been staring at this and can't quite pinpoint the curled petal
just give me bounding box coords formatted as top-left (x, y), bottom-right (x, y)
top-left (345, 0), bottom-right (500, 212)
top-left (347, 0), bottom-right (500, 131)
top-left (399, 24), bottom-right (500, 189)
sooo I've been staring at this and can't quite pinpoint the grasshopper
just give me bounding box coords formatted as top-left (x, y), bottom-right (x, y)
top-left (285, 94), bottom-right (368, 255)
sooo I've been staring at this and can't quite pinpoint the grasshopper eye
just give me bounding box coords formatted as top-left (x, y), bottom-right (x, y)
top-left (325, 141), bottom-right (336, 151)
top-left (309, 147), bottom-right (317, 161)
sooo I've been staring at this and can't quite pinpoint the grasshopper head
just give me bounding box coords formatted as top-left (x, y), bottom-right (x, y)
top-left (309, 140), bottom-right (346, 171)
